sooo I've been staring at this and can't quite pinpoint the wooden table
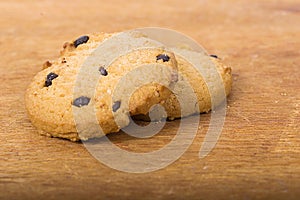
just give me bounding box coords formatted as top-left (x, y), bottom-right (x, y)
top-left (1, 0), bottom-right (299, 199)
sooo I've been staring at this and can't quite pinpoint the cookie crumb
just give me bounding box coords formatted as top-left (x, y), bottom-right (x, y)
top-left (44, 72), bottom-right (58, 87)
top-left (73, 35), bottom-right (89, 48)
top-left (73, 96), bottom-right (91, 107)
top-left (43, 61), bottom-right (52, 69)
top-left (156, 54), bottom-right (170, 62)
top-left (280, 92), bottom-right (287, 96)
top-left (63, 42), bottom-right (70, 49)
top-left (112, 101), bottom-right (121, 112)
top-left (99, 66), bottom-right (108, 76)
top-left (61, 42), bottom-right (75, 55)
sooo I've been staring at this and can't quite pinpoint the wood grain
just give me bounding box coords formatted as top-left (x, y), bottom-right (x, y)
top-left (1, 0), bottom-right (299, 199)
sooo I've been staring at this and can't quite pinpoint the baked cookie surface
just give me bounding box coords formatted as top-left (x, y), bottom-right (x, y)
top-left (161, 54), bottom-right (232, 120)
top-left (25, 31), bottom-right (232, 141)
top-left (25, 32), bottom-right (178, 141)
top-left (134, 51), bottom-right (232, 121)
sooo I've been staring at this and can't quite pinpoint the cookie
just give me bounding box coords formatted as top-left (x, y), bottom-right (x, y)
top-left (25, 32), bottom-right (178, 141)
top-left (134, 50), bottom-right (232, 121)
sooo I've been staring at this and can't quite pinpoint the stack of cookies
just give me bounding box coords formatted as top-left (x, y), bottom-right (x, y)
top-left (25, 32), bottom-right (232, 141)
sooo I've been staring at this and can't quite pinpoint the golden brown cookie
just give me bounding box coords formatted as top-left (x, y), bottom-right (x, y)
top-left (25, 32), bottom-right (178, 141)
top-left (134, 52), bottom-right (232, 121)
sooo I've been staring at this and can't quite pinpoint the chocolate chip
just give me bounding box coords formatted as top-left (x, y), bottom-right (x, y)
top-left (44, 72), bottom-right (58, 87)
top-left (44, 79), bottom-right (52, 87)
top-left (156, 54), bottom-right (170, 62)
top-left (99, 66), bottom-right (108, 76)
top-left (73, 96), bottom-right (91, 107)
top-left (73, 35), bottom-right (89, 48)
top-left (61, 58), bottom-right (67, 63)
top-left (210, 54), bottom-right (218, 59)
top-left (47, 72), bottom-right (58, 80)
top-left (112, 101), bottom-right (121, 112)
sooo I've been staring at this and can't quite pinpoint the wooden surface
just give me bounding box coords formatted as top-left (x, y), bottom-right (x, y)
top-left (1, 0), bottom-right (299, 199)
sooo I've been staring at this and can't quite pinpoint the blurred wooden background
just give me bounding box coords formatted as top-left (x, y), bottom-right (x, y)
top-left (0, 0), bottom-right (299, 199)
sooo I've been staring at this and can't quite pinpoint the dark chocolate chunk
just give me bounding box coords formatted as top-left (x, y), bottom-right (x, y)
top-left (99, 66), bottom-right (108, 76)
top-left (156, 54), bottom-right (170, 62)
top-left (44, 79), bottom-right (52, 87)
top-left (47, 72), bottom-right (58, 81)
top-left (210, 54), bottom-right (218, 59)
top-left (112, 101), bottom-right (121, 112)
top-left (44, 72), bottom-right (58, 87)
top-left (73, 35), bottom-right (89, 48)
top-left (73, 96), bottom-right (91, 107)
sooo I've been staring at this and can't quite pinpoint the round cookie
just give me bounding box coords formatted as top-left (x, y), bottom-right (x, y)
top-left (162, 54), bottom-right (232, 120)
top-left (134, 52), bottom-right (232, 121)
top-left (25, 32), bottom-right (178, 141)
